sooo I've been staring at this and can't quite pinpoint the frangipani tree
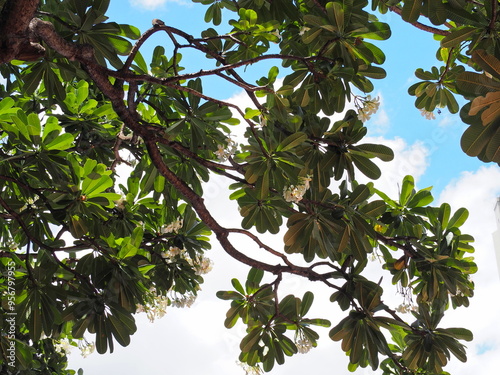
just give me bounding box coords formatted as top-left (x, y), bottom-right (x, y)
top-left (0, 0), bottom-right (496, 374)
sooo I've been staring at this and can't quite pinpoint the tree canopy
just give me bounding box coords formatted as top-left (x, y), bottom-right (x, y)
top-left (0, 0), bottom-right (497, 374)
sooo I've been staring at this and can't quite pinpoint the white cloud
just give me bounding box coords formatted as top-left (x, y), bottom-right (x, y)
top-left (358, 136), bottom-right (430, 197)
top-left (367, 92), bottom-right (390, 136)
top-left (437, 165), bottom-right (500, 375)
top-left (370, 107), bottom-right (390, 135)
top-left (129, 0), bottom-right (190, 10)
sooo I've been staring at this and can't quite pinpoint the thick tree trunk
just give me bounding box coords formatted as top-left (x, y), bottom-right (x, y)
top-left (0, 0), bottom-right (44, 63)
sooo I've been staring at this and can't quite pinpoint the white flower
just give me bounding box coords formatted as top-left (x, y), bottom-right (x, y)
top-left (161, 218), bottom-right (183, 234)
top-left (237, 361), bottom-right (263, 375)
top-left (420, 109), bottom-right (435, 120)
top-left (78, 340), bottom-right (95, 358)
top-left (299, 26), bottom-right (310, 36)
top-left (296, 337), bottom-right (313, 354)
top-left (270, 29), bottom-right (281, 42)
top-left (283, 175), bottom-right (312, 203)
top-left (161, 246), bottom-right (183, 261)
top-left (20, 196), bottom-right (39, 212)
top-left (54, 338), bottom-right (73, 354)
top-left (259, 114), bottom-right (268, 127)
top-left (214, 137), bottom-right (237, 162)
top-left (363, 95), bottom-right (380, 115)
top-left (357, 109), bottom-right (370, 122)
top-left (194, 256), bottom-right (213, 275)
top-left (356, 95), bottom-right (380, 122)
top-left (171, 292), bottom-right (197, 308)
top-left (215, 144), bottom-right (227, 162)
top-left (295, 332), bottom-right (313, 354)
top-left (114, 196), bottom-right (126, 210)
top-left (395, 302), bottom-right (417, 314)
top-left (136, 289), bottom-right (170, 322)
top-left (300, 175), bottom-right (312, 190)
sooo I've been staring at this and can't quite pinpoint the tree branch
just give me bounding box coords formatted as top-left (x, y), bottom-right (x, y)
top-left (0, 0), bottom-right (44, 63)
top-left (389, 6), bottom-right (450, 36)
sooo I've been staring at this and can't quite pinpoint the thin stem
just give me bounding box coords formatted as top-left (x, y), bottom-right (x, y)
top-left (226, 228), bottom-right (295, 267)
top-left (438, 47), bottom-right (455, 84)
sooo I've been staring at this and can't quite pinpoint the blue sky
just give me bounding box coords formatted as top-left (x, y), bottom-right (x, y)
top-left (68, 1), bottom-right (500, 374)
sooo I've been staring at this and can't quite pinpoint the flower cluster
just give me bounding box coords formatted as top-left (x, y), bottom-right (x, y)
top-left (160, 217), bottom-right (183, 234)
top-left (395, 302), bottom-right (417, 314)
top-left (54, 338), bottom-right (73, 355)
top-left (237, 361), bottom-right (263, 375)
top-left (170, 291), bottom-right (197, 308)
top-left (137, 286), bottom-right (201, 322)
top-left (295, 332), bottom-right (313, 354)
top-left (161, 246), bottom-right (213, 275)
top-left (215, 137), bottom-right (237, 162)
top-left (283, 175), bottom-right (312, 203)
top-left (192, 255), bottom-right (213, 275)
top-left (20, 196), bottom-right (38, 212)
top-left (419, 109), bottom-right (436, 120)
top-left (54, 337), bottom-right (95, 358)
top-left (78, 340), bottom-right (96, 358)
top-left (160, 246), bottom-right (183, 260)
top-left (136, 289), bottom-right (170, 322)
top-left (355, 95), bottom-right (380, 122)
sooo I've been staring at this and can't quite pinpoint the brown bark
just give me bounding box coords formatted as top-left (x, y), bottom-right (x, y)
top-left (0, 0), bottom-right (44, 63)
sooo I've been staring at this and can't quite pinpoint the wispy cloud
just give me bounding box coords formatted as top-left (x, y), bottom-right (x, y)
top-left (369, 92), bottom-right (390, 135)
top-left (129, 0), bottom-right (191, 11)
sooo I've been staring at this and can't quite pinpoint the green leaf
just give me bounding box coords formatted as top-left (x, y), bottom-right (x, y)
top-left (456, 72), bottom-right (500, 97)
top-left (350, 184), bottom-right (371, 206)
top-left (402, 0), bottom-right (422, 23)
top-left (231, 279), bottom-right (245, 295)
top-left (447, 207), bottom-right (469, 229)
top-left (95, 316), bottom-right (108, 354)
top-left (399, 175), bottom-right (415, 206)
top-left (438, 327), bottom-right (473, 341)
top-left (406, 188), bottom-right (433, 208)
top-left (302, 28), bottom-right (323, 44)
top-left (353, 22), bottom-right (391, 40)
top-left (471, 50), bottom-right (500, 80)
top-left (276, 132), bottom-right (307, 152)
top-left (108, 314), bottom-right (131, 346)
top-left (247, 267), bottom-right (264, 287)
top-left (441, 27), bottom-right (477, 48)
top-left (216, 290), bottom-right (244, 300)
top-left (44, 133), bottom-right (74, 150)
top-left (438, 203), bottom-right (451, 228)
top-left (224, 305), bottom-right (243, 328)
top-left (338, 224), bottom-right (350, 253)
top-left (461, 121), bottom-right (498, 157)
top-left (0, 96), bottom-right (15, 113)
top-left (351, 154), bottom-right (381, 180)
top-left (300, 291), bottom-right (314, 316)
top-left (360, 200), bottom-right (386, 217)
top-left (350, 231), bottom-right (368, 261)
top-left (83, 174), bottom-right (114, 197)
top-left (355, 143), bottom-right (394, 161)
top-left (240, 327), bottom-right (263, 353)
top-left (244, 108), bottom-right (261, 119)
